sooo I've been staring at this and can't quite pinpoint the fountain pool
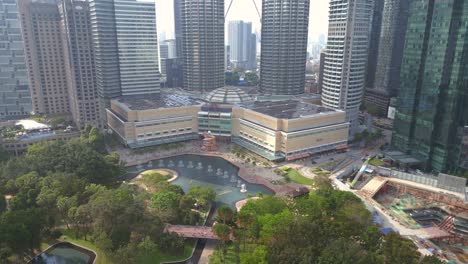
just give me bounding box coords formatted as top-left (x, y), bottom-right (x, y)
top-left (126, 154), bottom-right (273, 206)
top-left (30, 242), bottom-right (95, 264)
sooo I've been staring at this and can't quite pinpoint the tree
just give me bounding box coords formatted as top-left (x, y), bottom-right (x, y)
top-left (381, 232), bottom-right (420, 264)
top-left (240, 245), bottom-right (267, 264)
top-left (188, 186), bottom-right (216, 209)
top-left (216, 205), bottom-right (234, 224)
top-left (245, 72), bottom-right (259, 86)
top-left (420, 255), bottom-right (444, 264)
top-left (0, 193), bottom-right (6, 214)
top-left (88, 127), bottom-right (106, 153)
top-left (213, 223), bottom-right (231, 263)
top-left (138, 236), bottom-right (157, 255)
top-left (151, 191), bottom-right (181, 210)
top-left (0, 146), bottom-right (10, 162)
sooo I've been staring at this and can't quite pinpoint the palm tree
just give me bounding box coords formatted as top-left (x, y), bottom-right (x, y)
top-left (212, 223), bottom-right (231, 263)
top-left (216, 205), bottom-right (234, 224)
top-left (236, 211), bottom-right (255, 250)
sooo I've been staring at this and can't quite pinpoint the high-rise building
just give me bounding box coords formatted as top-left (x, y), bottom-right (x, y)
top-left (228, 20), bottom-right (256, 70)
top-left (18, 0), bottom-right (70, 115)
top-left (89, 0), bottom-right (160, 124)
top-left (180, 0), bottom-right (224, 92)
top-left (259, 0), bottom-right (310, 95)
top-left (318, 52), bottom-right (325, 94)
top-left (59, 0), bottom-right (100, 128)
top-left (321, 0), bottom-right (374, 135)
top-left (165, 39), bottom-right (177, 59)
top-left (365, 0), bottom-right (384, 89)
top-left (114, 0), bottom-right (160, 96)
top-left (159, 42), bottom-right (169, 76)
top-left (0, 0), bottom-right (32, 119)
top-left (173, 0), bottom-right (182, 58)
top-left (365, 0), bottom-right (409, 114)
top-left (248, 33), bottom-right (256, 71)
top-left (165, 58), bottom-right (183, 88)
top-left (392, 0), bottom-right (468, 172)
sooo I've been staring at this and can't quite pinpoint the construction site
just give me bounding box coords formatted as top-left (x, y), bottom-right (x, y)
top-left (354, 167), bottom-right (468, 263)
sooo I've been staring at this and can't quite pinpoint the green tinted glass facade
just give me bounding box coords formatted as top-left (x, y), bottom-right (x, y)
top-left (393, 0), bottom-right (468, 172)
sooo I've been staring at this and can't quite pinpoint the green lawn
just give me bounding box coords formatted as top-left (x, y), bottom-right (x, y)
top-left (56, 229), bottom-right (194, 264)
top-left (369, 158), bottom-right (384, 167)
top-left (285, 168), bottom-right (314, 185)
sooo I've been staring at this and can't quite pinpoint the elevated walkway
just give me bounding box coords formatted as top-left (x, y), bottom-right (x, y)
top-left (165, 225), bottom-right (219, 240)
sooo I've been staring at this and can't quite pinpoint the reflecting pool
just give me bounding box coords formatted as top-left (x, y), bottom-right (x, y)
top-left (30, 242), bottom-right (95, 264)
top-left (126, 154), bottom-right (274, 206)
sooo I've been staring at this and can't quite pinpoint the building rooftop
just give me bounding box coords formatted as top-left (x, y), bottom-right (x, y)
top-left (239, 100), bottom-right (336, 119)
top-left (115, 94), bottom-right (201, 111)
top-left (204, 87), bottom-right (253, 104)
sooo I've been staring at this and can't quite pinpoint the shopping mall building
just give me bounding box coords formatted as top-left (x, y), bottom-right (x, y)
top-left (107, 87), bottom-right (349, 161)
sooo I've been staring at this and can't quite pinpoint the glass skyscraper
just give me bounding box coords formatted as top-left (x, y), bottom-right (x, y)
top-left (180, 0), bottom-right (224, 93)
top-left (392, 0), bottom-right (468, 172)
top-left (0, 0), bottom-right (32, 119)
top-left (259, 0), bottom-right (310, 95)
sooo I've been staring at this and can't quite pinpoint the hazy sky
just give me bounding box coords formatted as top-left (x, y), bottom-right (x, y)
top-left (155, 0), bottom-right (329, 42)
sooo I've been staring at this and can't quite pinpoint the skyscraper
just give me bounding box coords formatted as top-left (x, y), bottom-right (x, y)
top-left (365, 0), bottom-right (409, 114)
top-left (59, 0), bottom-right (101, 128)
top-left (0, 0), bottom-right (32, 119)
top-left (228, 20), bottom-right (256, 70)
top-left (114, 0), bottom-right (160, 97)
top-left (392, 0), bottom-right (468, 172)
top-left (19, 0), bottom-right (70, 115)
top-left (374, 0), bottom-right (409, 96)
top-left (180, 0), bottom-right (224, 92)
top-left (321, 0), bottom-right (374, 134)
top-left (365, 0), bottom-right (384, 89)
top-left (89, 0), bottom-right (160, 123)
top-left (248, 33), bottom-right (257, 71)
top-left (159, 42), bottom-right (169, 76)
top-left (173, 0), bottom-right (182, 58)
top-left (259, 0), bottom-right (310, 95)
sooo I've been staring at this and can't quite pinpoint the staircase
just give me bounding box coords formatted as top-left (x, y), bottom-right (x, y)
top-left (438, 215), bottom-right (455, 233)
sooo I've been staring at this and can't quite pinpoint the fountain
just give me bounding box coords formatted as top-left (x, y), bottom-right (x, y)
top-left (187, 161), bottom-right (194, 168)
top-left (237, 180), bottom-right (242, 188)
top-left (216, 168), bottom-right (223, 176)
top-left (240, 184), bottom-right (247, 193)
top-left (223, 171), bottom-right (229, 179)
top-left (178, 160), bottom-right (184, 168)
top-left (168, 160), bottom-right (175, 167)
top-left (196, 162), bottom-right (203, 170)
top-left (207, 165), bottom-right (213, 173)
top-left (147, 161), bottom-right (153, 168)
top-left (158, 160), bottom-right (164, 167)
top-left (230, 174), bottom-right (237, 183)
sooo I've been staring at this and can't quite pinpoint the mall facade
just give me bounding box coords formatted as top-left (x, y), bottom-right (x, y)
top-left (107, 87), bottom-right (349, 161)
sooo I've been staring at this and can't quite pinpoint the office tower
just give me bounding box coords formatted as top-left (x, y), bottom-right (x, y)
top-left (89, 0), bottom-right (160, 123)
top-left (114, 0), bottom-right (160, 96)
top-left (165, 39), bottom-right (177, 59)
top-left (365, 0), bottom-right (384, 89)
top-left (321, 0), bottom-right (374, 135)
top-left (228, 20), bottom-right (256, 70)
top-left (225, 45), bottom-right (230, 71)
top-left (392, 0), bottom-right (468, 172)
top-left (173, 0), bottom-right (182, 58)
top-left (318, 52), bottom-right (325, 94)
top-left (248, 33), bottom-right (256, 71)
top-left (260, 0), bottom-right (310, 95)
top-left (18, 0), bottom-right (70, 115)
top-left (165, 58), bottom-right (183, 88)
top-left (160, 42), bottom-right (169, 76)
top-left (366, 0), bottom-right (409, 114)
top-left (0, 0), bottom-right (32, 119)
top-left (59, 0), bottom-right (100, 128)
top-left (180, 0), bottom-right (224, 92)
